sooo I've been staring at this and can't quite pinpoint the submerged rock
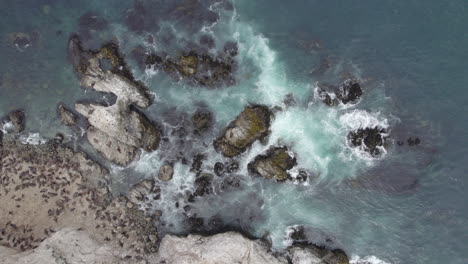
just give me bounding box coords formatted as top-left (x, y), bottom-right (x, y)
top-left (158, 164), bottom-right (174, 181)
top-left (69, 35), bottom-right (160, 165)
top-left (192, 110), bottom-right (212, 135)
top-left (214, 105), bottom-right (272, 157)
top-left (193, 173), bottom-right (214, 197)
top-left (348, 127), bottom-right (388, 156)
top-left (57, 104), bottom-right (78, 126)
top-left (248, 146), bottom-right (297, 182)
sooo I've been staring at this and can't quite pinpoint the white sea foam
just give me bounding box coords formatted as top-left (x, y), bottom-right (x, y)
top-left (1, 121), bottom-right (14, 134)
top-left (350, 255), bottom-right (392, 264)
top-left (19, 133), bottom-right (48, 145)
top-left (339, 109), bottom-right (390, 162)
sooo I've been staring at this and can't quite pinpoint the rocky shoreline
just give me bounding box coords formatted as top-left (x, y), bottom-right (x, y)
top-left (0, 35), bottom-right (380, 264)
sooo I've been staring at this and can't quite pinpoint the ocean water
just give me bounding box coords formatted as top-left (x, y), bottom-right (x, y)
top-left (1, 0), bottom-right (467, 263)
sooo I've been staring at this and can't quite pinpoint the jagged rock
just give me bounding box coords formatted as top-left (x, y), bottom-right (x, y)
top-left (69, 35), bottom-right (160, 165)
top-left (192, 110), bottom-right (212, 135)
top-left (145, 50), bottom-right (236, 88)
top-left (158, 164), bottom-right (174, 181)
top-left (128, 179), bottom-right (155, 204)
top-left (248, 146), bottom-right (297, 182)
top-left (337, 80), bottom-right (362, 105)
top-left (193, 173), bottom-right (214, 197)
top-left (190, 153), bottom-right (205, 174)
top-left (57, 104), bottom-right (78, 126)
top-left (214, 162), bottom-right (225, 176)
top-left (317, 80), bottom-right (362, 106)
top-left (214, 105), bottom-right (272, 157)
top-left (348, 127), bottom-right (388, 156)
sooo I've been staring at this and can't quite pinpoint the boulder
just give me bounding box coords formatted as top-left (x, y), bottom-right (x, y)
top-left (57, 104), bottom-right (78, 126)
top-left (248, 146), bottom-right (297, 182)
top-left (158, 164), bottom-right (174, 181)
top-left (348, 127), bottom-right (388, 156)
top-left (214, 105), bottom-right (272, 157)
top-left (193, 173), bottom-right (214, 197)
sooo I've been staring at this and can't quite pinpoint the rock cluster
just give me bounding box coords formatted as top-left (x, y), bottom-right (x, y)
top-left (214, 105), bottom-right (272, 157)
top-left (348, 127), bottom-right (388, 156)
top-left (68, 35), bottom-right (161, 165)
top-left (317, 80), bottom-right (363, 106)
top-left (145, 49), bottom-right (236, 88)
top-left (248, 146), bottom-right (297, 182)
top-left (2, 110), bottom-right (26, 133)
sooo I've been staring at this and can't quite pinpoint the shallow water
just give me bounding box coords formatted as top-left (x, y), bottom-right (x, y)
top-left (1, 0), bottom-right (467, 263)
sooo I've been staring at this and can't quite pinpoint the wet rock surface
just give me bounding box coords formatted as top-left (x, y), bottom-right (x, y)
top-left (248, 146), bottom-right (297, 182)
top-left (214, 105), bottom-right (272, 157)
top-left (57, 104), bottom-right (78, 126)
top-left (192, 110), bottom-right (212, 135)
top-left (348, 127), bottom-right (388, 156)
top-left (158, 164), bottom-right (174, 181)
top-left (317, 80), bottom-right (363, 106)
top-left (145, 51), bottom-right (236, 88)
top-left (68, 35), bottom-right (160, 165)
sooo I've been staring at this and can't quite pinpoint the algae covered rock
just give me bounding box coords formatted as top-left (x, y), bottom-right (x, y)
top-left (145, 50), bottom-right (236, 88)
top-left (248, 146), bottom-right (297, 182)
top-left (214, 105), bottom-right (272, 157)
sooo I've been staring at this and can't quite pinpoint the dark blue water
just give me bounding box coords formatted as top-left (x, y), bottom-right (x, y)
top-left (0, 1), bottom-right (467, 263)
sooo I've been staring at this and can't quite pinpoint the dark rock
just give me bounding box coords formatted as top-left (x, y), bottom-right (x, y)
top-left (348, 127), bottom-right (388, 156)
top-left (125, 0), bottom-right (159, 33)
top-left (214, 162), bottom-right (225, 176)
top-left (415, 137), bottom-right (421, 145)
top-left (192, 110), bottom-right (212, 135)
top-left (54, 133), bottom-right (65, 144)
top-left (248, 146), bottom-right (297, 182)
top-left (214, 105), bottom-right (272, 157)
top-left (188, 216), bottom-right (204, 230)
top-left (220, 175), bottom-right (241, 190)
top-left (223, 41), bottom-right (238, 57)
top-left (158, 164), bottom-right (174, 181)
top-left (199, 34), bottom-right (215, 49)
top-left (12, 33), bottom-right (31, 50)
top-left (283, 93), bottom-right (296, 107)
top-left (78, 11), bottom-right (108, 31)
top-left (337, 80), bottom-right (362, 104)
top-left (289, 169), bottom-right (308, 183)
top-left (191, 154), bottom-right (205, 174)
top-left (226, 160), bottom-right (239, 173)
top-left (193, 173), bottom-right (214, 197)
top-left (317, 80), bottom-right (362, 106)
top-left (397, 140), bottom-right (404, 146)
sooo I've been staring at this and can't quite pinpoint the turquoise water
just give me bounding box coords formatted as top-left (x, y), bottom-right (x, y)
top-left (1, 1), bottom-right (467, 263)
